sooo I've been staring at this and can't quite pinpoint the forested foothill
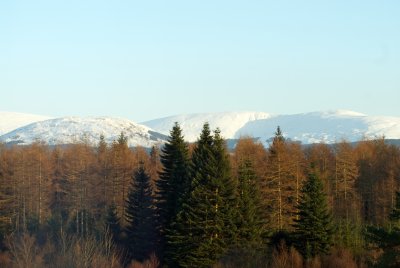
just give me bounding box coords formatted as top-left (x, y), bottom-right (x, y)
top-left (1, 124), bottom-right (400, 267)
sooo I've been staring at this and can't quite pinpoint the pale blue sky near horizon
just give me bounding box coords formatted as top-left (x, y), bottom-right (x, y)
top-left (1, 1), bottom-right (399, 122)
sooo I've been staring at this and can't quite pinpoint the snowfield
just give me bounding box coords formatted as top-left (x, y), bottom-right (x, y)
top-left (0, 117), bottom-right (167, 147)
top-left (1, 110), bottom-right (400, 147)
top-left (143, 110), bottom-right (400, 144)
top-left (142, 112), bottom-right (271, 142)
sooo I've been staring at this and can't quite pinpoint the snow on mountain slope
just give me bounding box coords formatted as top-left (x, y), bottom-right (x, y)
top-left (142, 112), bottom-right (271, 142)
top-left (0, 117), bottom-right (167, 147)
top-left (237, 110), bottom-right (400, 144)
top-left (0, 111), bottom-right (51, 135)
top-left (144, 110), bottom-right (400, 145)
top-left (2, 110), bottom-right (399, 147)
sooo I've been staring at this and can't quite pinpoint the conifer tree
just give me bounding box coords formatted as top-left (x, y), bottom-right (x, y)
top-left (293, 172), bottom-right (333, 259)
top-left (105, 203), bottom-right (121, 244)
top-left (389, 191), bottom-right (400, 228)
top-left (155, 122), bottom-right (191, 258)
top-left (212, 129), bottom-right (237, 243)
top-left (125, 165), bottom-right (155, 262)
top-left (167, 123), bottom-right (236, 267)
top-left (365, 190), bottom-right (400, 266)
top-left (236, 158), bottom-right (264, 249)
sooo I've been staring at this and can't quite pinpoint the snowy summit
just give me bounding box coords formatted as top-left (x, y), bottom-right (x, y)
top-left (1, 110), bottom-right (400, 146)
top-left (0, 116), bottom-right (167, 147)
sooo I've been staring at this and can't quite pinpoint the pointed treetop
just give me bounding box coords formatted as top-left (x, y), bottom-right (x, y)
top-left (117, 132), bottom-right (128, 146)
top-left (274, 126), bottom-right (285, 143)
top-left (170, 122), bottom-right (183, 137)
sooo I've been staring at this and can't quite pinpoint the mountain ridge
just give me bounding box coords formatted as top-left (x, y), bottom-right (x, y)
top-left (143, 110), bottom-right (400, 144)
top-left (0, 116), bottom-right (167, 148)
top-left (1, 110), bottom-right (400, 147)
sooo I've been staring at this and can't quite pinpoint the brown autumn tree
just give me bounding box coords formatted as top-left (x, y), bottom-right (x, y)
top-left (333, 141), bottom-right (360, 221)
top-left (264, 127), bottom-right (306, 231)
top-left (109, 133), bottom-right (135, 227)
top-left (232, 137), bottom-right (268, 180)
top-left (356, 138), bottom-right (400, 225)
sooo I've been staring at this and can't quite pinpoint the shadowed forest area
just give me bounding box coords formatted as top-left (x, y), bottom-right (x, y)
top-left (1, 123), bottom-right (400, 267)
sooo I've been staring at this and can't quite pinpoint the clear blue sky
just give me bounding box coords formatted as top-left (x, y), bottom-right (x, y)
top-left (1, 1), bottom-right (399, 122)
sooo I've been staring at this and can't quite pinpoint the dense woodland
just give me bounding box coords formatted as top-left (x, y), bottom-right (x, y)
top-left (1, 123), bottom-right (400, 267)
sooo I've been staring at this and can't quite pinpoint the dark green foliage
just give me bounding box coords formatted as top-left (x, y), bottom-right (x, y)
top-left (365, 225), bottom-right (400, 267)
top-left (235, 158), bottom-right (264, 249)
top-left (125, 165), bottom-right (156, 262)
top-left (333, 218), bottom-right (365, 254)
top-left (293, 172), bottom-right (334, 259)
top-left (105, 203), bottom-right (121, 243)
top-left (155, 122), bottom-right (191, 258)
top-left (274, 126), bottom-right (285, 143)
top-left (389, 191), bottom-right (400, 226)
top-left (212, 129), bottom-right (237, 244)
top-left (167, 123), bottom-right (236, 267)
top-left (366, 191), bottom-right (400, 267)
top-left (117, 132), bottom-right (128, 146)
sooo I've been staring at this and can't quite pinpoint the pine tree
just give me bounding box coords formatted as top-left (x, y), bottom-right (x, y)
top-left (365, 189), bottom-right (400, 266)
top-left (105, 203), bottom-right (121, 244)
top-left (293, 172), bottom-right (334, 259)
top-left (236, 158), bottom-right (264, 249)
top-left (167, 123), bottom-right (236, 267)
top-left (389, 191), bottom-right (400, 228)
top-left (125, 165), bottom-right (156, 262)
top-left (212, 129), bottom-right (237, 243)
top-left (155, 122), bottom-right (191, 258)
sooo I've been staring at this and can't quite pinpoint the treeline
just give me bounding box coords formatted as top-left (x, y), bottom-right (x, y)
top-left (0, 124), bottom-right (400, 267)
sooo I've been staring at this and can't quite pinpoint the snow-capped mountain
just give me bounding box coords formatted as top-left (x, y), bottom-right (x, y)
top-left (0, 111), bottom-right (51, 135)
top-left (143, 110), bottom-right (400, 144)
top-left (142, 112), bottom-right (271, 142)
top-left (0, 117), bottom-right (167, 147)
top-left (1, 110), bottom-right (400, 147)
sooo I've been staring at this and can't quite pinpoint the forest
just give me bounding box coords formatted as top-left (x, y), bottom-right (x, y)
top-left (1, 123), bottom-right (400, 268)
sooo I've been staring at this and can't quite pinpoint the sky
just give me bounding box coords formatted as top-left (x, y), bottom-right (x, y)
top-left (1, 1), bottom-right (399, 122)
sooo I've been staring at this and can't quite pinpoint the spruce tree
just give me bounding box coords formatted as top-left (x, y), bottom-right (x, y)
top-left (236, 158), bottom-right (264, 249)
top-left (389, 191), bottom-right (400, 227)
top-left (365, 190), bottom-right (400, 266)
top-left (212, 128), bottom-right (237, 244)
top-left (167, 123), bottom-right (236, 267)
top-left (293, 172), bottom-right (333, 259)
top-left (125, 165), bottom-right (156, 262)
top-left (155, 122), bottom-right (191, 258)
top-left (105, 203), bottom-right (121, 244)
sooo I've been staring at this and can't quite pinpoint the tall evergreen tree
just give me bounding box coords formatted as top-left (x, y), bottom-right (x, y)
top-left (235, 158), bottom-right (264, 249)
top-left (212, 129), bottom-right (237, 243)
top-left (167, 123), bottom-right (236, 267)
top-left (293, 172), bottom-right (334, 259)
top-left (125, 165), bottom-right (156, 262)
top-left (365, 190), bottom-right (400, 267)
top-left (155, 122), bottom-right (191, 258)
top-left (105, 203), bottom-right (121, 244)
top-left (389, 191), bottom-right (400, 227)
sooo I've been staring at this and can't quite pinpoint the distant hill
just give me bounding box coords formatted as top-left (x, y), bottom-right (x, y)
top-left (0, 117), bottom-right (167, 148)
top-left (143, 110), bottom-right (400, 145)
top-left (142, 111), bottom-right (271, 142)
top-left (2, 110), bottom-right (400, 147)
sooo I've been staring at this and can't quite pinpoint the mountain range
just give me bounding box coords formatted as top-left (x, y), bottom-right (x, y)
top-left (1, 110), bottom-right (400, 147)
